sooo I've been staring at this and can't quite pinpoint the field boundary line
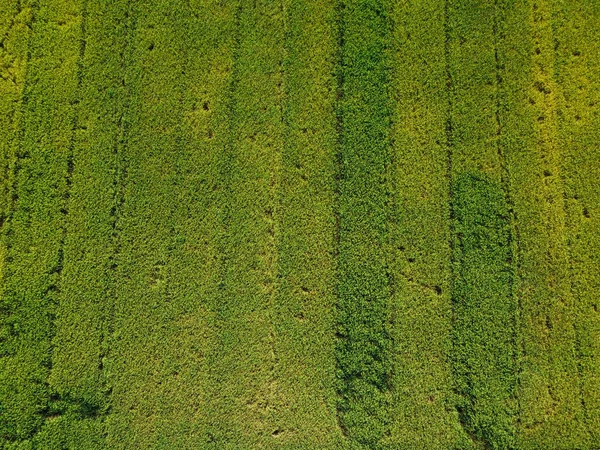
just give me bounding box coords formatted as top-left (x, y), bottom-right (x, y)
top-left (333, 0), bottom-right (345, 438)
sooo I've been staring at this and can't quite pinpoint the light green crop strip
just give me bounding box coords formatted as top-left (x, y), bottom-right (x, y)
top-left (0, 0), bottom-right (84, 444)
top-left (387, 0), bottom-right (473, 447)
top-left (553, 0), bottom-right (600, 447)
top-left (498, 0), bottom-right (589, 447)
top-left (272, 0), bottom-right (343, 447)
top-left (206, 0), bottom-right (286, 446)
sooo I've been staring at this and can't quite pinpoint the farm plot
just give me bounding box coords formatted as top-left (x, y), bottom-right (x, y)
top-left (0, 0), bottom-right (598, 449)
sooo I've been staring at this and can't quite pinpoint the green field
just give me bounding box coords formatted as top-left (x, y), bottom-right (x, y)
top-left (1, 0), bottom-right (599, 448)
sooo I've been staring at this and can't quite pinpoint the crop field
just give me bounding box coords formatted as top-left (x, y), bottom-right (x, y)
top-left (0, 0), bottom-right (599, 448)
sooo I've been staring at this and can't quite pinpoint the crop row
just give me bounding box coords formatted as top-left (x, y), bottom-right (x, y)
top-left (554, 0), bottom-right (600, 447)
top-left (0, 0), bottom-right (84, 445)
top-left (388, 0), bottom-right (468, 447)
top-left (35, 0), bottom-right (133, 447)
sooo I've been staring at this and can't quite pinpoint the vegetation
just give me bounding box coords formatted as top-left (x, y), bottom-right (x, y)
top-left (389, 1), bottom-right (469, 447)
top-left (0, 0), bottom-right (83, 444)
top-left (335, 0), bottom-right (393, 447)
top-left (553, 0), bottom-right (600, 447)
top-left (0, 0), bottom-right (598, 448)
top-left (451, 173), bottom-right (517, 449)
